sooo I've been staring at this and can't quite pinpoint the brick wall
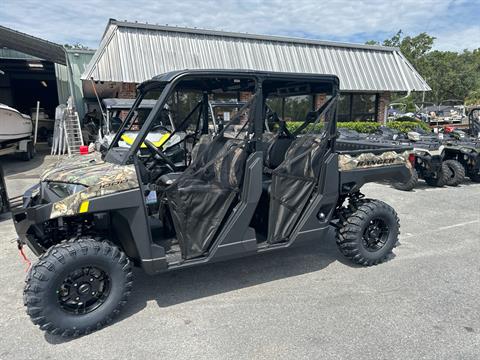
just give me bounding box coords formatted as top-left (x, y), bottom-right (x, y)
top-left (314, 93), bottom-right (327, 110)
top-left (117, 82), bottom-right (137, 99)
top-left (239, 91), bottom-right (253, 102)
top-left (376, 92), bottom-right (391, 123)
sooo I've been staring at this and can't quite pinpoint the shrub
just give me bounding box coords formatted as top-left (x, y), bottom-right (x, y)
top-left (285, 119), bottom-right (430, 136)
top-left (285, 122), bottom-right (323, 134)
top-left (387, 120), bottom-right (430, 133)
top-left (337, 121), bottom-right (380, 133)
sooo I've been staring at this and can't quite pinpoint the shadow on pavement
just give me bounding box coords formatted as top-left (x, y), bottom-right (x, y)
top-left (1, 144), bottom-right (51, 177)
top-left (386, 178), bottom-right (480, 192)
top-left (45, 232), bottom-right (351, 344)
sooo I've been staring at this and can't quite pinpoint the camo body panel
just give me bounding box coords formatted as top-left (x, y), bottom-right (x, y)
top-left (413, 146), bottom-right (443, 157)
top-left (339, 151), bottom-right (411, 171)
top-left (42, 153), bottom-right (139, 219)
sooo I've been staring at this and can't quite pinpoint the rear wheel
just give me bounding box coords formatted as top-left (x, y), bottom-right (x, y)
top-left (443, 160), bottom-right (465, 186)
top-left (24, 238), bottom-right (132, 337)
top-left (336, 199), bottom-right (400, 266)
top-left (392, 167), bottom-right (418, 191)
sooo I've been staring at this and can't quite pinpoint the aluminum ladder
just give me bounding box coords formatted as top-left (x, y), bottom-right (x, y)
top-left (63, 110), bottom-right (84, 155)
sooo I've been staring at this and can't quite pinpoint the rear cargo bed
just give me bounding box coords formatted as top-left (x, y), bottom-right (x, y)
top-left (335, 138), bottom-right (412, 154)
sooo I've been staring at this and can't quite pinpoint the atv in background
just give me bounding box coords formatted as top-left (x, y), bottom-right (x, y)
top-left (373, 127), bottom-right (452, 189)
top-left (467, 107), bottom-right (480, 138)
top-left (13, 70), bottom-right (412, 336)
top-left (422, 126), bottom-right (480, 184)
top-left (441, 137), bottom-right (480, 183)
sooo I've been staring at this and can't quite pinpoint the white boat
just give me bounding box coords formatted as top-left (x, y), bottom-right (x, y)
top-left (0, 104), bottom-right (32, 143)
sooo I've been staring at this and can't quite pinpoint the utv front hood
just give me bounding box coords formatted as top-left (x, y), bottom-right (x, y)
top-left (39, 152), bottom-right (140, 219)
top-left (41, 152), bottom-right (137, 187)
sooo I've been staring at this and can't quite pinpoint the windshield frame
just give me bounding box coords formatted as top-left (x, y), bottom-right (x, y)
top-left (105, 81), bottom-right (173, 164)
top-left (104, 71), bottom-right (340, 165)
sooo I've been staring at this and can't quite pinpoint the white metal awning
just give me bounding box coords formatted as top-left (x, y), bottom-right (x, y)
top-left (82, 19), bottom-right (431, 92)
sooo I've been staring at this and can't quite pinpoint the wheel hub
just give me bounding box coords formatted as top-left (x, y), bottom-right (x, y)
top-left (57, 266), bottom-right (110, 315)
top-left (363, 218), bottom-right (389, 252)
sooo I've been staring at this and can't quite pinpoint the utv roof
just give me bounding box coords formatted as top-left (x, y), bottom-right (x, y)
top-left (102, 98), bottom-right (157, 109)
top-left (140, 69), bottom-right (340, 89)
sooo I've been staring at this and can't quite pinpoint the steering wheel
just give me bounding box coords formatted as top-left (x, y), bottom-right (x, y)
top-left (151, 124), bottom-right (170, 132)
top-left (143, 139), bottom-right (177, 172)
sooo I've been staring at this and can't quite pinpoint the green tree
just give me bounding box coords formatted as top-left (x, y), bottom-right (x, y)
top-left (367, 31), bottom-right (480, 106)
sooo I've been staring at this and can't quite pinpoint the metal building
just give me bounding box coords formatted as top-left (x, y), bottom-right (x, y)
top-left (0, 24), bottom-right (94, 132)
top-left (82, 19), bottom-right (430, 122)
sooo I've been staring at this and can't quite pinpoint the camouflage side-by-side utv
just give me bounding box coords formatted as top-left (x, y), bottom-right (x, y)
top-left (338, 127), bottom-right (447, 191)
top-left (13, 70), bottom-right (412, 337)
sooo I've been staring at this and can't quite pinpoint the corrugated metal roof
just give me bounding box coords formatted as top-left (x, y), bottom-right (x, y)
top-left (82, 19), bottom-right (430, 92)
top-left (0, 48), bottom-right (41, 60)
top-left (0, 24), bottom-right (66, 65)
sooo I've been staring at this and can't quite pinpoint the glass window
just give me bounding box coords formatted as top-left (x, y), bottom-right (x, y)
top-left (337, 93), bottom-right (378, 122)
top-left (352, 94), bottom-right (377, 121)
top-left (283, 95), bottom-right (313, 122)
top-left (167, 91), bottom-right (203, 129)
top-left (337, 94), bottom-right (351, 122)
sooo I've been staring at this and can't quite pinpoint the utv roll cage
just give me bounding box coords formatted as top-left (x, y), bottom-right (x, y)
top-left (105, 70), bottom-right (339, 165)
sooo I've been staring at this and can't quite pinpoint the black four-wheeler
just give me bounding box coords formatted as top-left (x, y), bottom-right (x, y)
top-left (13, 70), bottom-right (412, 337)
top-left (467, 107), bottom-right (480, 138)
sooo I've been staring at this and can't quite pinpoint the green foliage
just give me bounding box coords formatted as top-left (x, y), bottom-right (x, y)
top-left (285, 122), bottom-right (323, 133)
top-left (367, 31), bottom-right (480, 106)
top-left (466, 89), bottom-right (480, 106)
top-left (386, 121), bottom-right (430, 133)
top-left (286, 120), bottom-right (430, 135)
top-left (337, 121), bottom-right (380, 133)
top-left (63, 43), bottom-right (91, 50)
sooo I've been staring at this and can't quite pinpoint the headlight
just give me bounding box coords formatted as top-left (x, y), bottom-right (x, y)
top-left (47, 182), bottom-right (87, 198)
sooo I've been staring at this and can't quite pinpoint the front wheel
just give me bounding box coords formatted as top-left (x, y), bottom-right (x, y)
top-left (336, 199), bottom-right (400, 266)
top-left (24, 239), bottom-right (132, 337)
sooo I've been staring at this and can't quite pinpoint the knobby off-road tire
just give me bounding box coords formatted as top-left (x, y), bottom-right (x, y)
top-left (392, 168), bottom-right (418, 191)
top-left (24, 238), bottom-right (133, 337)
top-left (424, 166), bottom-right (448, 187)
top-left (336, 199), bottom-right (400, 266)
top-left (443, 160), bottom-right (465, 186)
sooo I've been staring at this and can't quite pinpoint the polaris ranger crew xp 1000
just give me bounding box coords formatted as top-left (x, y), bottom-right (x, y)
top-left (13, 70), bottom-right (412, 336)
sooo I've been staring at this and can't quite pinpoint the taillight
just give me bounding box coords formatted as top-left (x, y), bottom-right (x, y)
top-left (408, 153), bottom-right (416, 165)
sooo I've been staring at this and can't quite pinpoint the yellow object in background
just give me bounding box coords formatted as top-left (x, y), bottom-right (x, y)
top-left (121, 133), bottom-right (170, 149)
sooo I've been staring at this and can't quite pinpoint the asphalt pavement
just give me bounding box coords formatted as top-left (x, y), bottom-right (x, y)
top-left (0, 150), bottom-right (479, 359)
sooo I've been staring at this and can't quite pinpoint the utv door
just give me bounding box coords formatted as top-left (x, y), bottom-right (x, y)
top-left (266, 97), bottom-right (338, 244)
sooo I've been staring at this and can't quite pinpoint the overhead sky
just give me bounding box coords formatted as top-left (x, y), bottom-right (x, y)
top-left (1, 0), bottom-right (479, 51)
